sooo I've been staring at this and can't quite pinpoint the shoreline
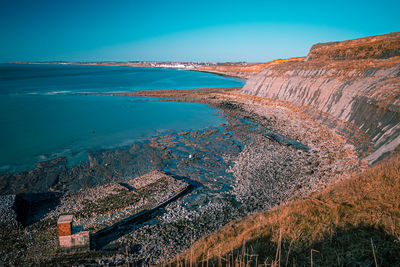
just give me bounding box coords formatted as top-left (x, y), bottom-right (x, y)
top-left (0, 87), bottom-right (362, 265)
top-left (188, 69), bottom-right (244, 79)
top-left (8, 61), bottom-right (247, 79)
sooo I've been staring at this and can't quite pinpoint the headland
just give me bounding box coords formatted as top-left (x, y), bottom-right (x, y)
top-left (1, 32), bottom-right (399, 266)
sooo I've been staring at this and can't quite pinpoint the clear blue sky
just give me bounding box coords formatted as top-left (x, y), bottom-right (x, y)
top-left (1, 0), bottom-right (399, 62)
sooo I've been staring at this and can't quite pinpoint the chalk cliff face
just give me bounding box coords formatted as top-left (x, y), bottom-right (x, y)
top-left (241, 32), bottom-right (400, 163)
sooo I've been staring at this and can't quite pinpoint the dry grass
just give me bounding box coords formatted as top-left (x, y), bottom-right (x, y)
top-left (195, 57), bottom-right (305, 78)
top-left (170, 149), bottom-right (400, 266)
top-left (307, 32), bottom-right (400, 61)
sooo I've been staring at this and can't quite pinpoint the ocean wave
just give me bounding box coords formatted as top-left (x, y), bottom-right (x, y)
top-left (0, 165), bottom-right (11, 171)
top-left (75, 91), bottom-right (131, 94)
top-left (18, 90), bottom-right (74, 96)
top-left (44, 90), bottom-right (73, 95)
top-left (37, 148), bottom-right (72, 162)
top-left (17, 88), bottom-right (173, 96)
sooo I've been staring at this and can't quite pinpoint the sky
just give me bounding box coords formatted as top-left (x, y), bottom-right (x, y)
top-left (1, 0), bottom-right (399, 62)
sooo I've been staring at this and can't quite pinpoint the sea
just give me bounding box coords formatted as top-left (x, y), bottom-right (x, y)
top-left (0, 63), bottom-right (245, 174)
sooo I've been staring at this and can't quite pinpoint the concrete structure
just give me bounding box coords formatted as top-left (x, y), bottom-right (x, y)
top-left (57, 215), bottom-right (90, 251)
top-left (57, 215), bottom-right (73, 236)
top-left (59, 231), bottom-right (90, 249)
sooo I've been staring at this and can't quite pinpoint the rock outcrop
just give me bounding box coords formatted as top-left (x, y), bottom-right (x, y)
top-left (241, 32), bottom-right (400, 163)
top-left (0, 157), bottom-right (67, 194)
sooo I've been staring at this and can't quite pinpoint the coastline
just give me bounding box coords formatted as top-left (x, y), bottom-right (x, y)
top-left (188, 69), bottom-right (244, 79)
top-left (0, 87), bottom-right (362, 265)
top-left (8, 61), bottom-right (248, 79)
top-left (0, 64), bottom-right (245, 176)
top-left (2, 31), bottom-right (398, 266)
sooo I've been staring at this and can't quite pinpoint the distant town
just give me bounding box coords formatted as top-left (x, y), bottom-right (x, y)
top-left (15, 60), bottom-right (296, 79)
top-left (18, 61), bottom-right (251, 69)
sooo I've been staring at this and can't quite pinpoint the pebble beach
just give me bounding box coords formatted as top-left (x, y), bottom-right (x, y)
top-left (0, 88), bottom-right (361, 265)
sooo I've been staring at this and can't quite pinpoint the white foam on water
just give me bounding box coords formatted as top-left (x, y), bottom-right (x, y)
top-left (44, 90), bottom-right (72, 95)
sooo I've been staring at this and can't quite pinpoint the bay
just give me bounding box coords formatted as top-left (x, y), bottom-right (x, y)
top-left (0, 64), bottom-right (245, 173)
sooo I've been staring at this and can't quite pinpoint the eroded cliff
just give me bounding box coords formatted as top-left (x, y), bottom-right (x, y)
top-left (196, 57), bottom-right (305, 79)
top-left (241, 32), bottom-right (400, 163)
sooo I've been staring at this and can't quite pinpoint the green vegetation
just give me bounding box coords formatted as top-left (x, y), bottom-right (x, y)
top-left (75, 188), bottom-right (140, 219)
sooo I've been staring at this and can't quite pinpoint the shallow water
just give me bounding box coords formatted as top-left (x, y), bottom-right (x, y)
top-left (0, 64), bottom-right (245, 173)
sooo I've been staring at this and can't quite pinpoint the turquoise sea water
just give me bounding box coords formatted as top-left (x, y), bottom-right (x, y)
top-left (0, 64), bottom-right (245, 173)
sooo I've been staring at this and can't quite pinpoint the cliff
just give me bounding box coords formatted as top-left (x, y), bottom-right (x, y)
top-left (241, 32), bottom-right (400, 163)
top-left (196, 57), bottom-right (304, 79)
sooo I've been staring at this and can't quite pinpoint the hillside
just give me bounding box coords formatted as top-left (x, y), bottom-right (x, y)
top-left (176, 147), bottom-right (400, 266)
top-left (195, 58), bottom-right (305, 79)
top-left (174, 33), bottom-right (400, 266)
top-left (242, 32), bottom-right (400, 163)
top-left (2, 33), bottom-right (399, 266)
top-left (305, 32), bottom-right (400, 61)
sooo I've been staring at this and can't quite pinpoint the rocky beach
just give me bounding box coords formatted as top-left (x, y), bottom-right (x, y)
top-left (1, 32), bottom-right (399, 266)
top-left (0, 86), bottom-right (361, 265)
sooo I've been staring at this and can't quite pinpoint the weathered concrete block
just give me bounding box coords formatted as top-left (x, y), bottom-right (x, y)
top-left (72, 231), bottom-right (90, 247)
top-left (59, 231), bottom-right (90, 248)
top-left (59, 235), bottom-right (72, 247)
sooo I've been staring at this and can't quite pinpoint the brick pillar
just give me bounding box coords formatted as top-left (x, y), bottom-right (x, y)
top-left (58, 215), bottom-right (73, 237)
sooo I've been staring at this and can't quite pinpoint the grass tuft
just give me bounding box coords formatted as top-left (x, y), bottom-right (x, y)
top-left (169, 149), bottom-right (400, 266)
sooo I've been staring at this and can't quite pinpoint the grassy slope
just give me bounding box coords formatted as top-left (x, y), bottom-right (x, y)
top-left (176, 148), bottom-right (400, 266)
top-left (195, 57), bottom-right (305, 78)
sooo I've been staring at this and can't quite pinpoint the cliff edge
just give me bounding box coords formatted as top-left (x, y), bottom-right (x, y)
top-left (195, 57), bottom-right (305, 79)
top-left (241, 32), bottom-right (400, 163)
